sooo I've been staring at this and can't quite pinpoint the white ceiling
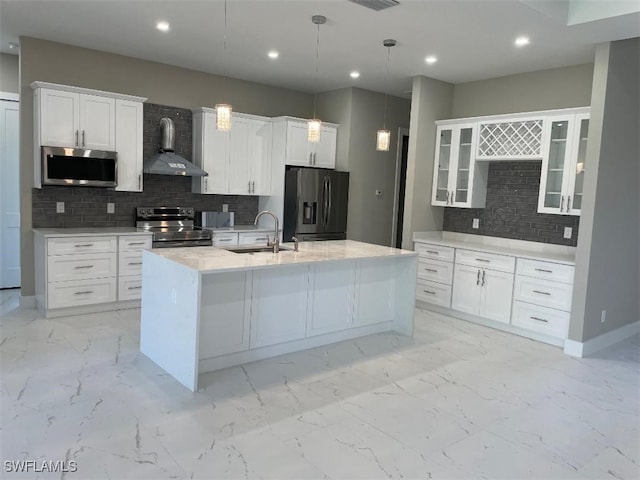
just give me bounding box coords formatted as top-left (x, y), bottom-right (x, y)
top-left (1, 0), bottom-right (638, 98)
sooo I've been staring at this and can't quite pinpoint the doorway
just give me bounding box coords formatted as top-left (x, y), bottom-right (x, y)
top-left (391, 128), bottom-right (409, 249)
top-left (1, 94), bottom-right (20, 288)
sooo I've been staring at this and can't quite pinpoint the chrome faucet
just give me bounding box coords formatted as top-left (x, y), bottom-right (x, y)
top-left (254, 210), bottom-right (279, 253)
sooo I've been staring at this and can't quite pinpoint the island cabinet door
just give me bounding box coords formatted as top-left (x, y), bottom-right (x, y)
top-left (249, 265), bottom-right (309, 348)
top-left (307, 261), bottom-right (356, 337)
top-left (199, 271), bottom-right (252, 359)
top-left (353, 259), bottom-right (395, 326)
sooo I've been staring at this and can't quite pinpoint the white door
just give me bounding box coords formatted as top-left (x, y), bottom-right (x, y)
top-left (250, 119), bottom-right (272, 195)
top-left (479, 269), bottom-right (513, 324)
top-left (451, 264), bottom-right (481, 315)
top-left (312, 125), bottom-right (337, 169)
top-left (286, 121), bottom-right (311, 166)
top-left (79, 94), bottom-right (115, 150)
top-left (0, 98), bottom-right (20, 288)
top-left (115, 99), bottom-right (143, 192)
top-left (40, 88), bottom-right (78, 147)
top-left (202, 112), bottom-right (229, 194)
top-left (227, 115), bottom-right (252, 194)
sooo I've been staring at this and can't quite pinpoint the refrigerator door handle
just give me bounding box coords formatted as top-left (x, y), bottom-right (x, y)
top-left (326, 177), bottom-right (332, 226)
top-left (320, 176), bottom-right (327, 226)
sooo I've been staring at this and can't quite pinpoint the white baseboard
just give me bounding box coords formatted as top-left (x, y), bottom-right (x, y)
top-left (19, 295), bottom-right (36, 309)
top-left (564, 320), bottom-right (640, 357)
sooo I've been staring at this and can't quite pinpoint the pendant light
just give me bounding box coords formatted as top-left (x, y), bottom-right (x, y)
top-left (216, 0), bottom-right (232, 131)
top-left (308, 15), bottom-right (326, 143)
top-left (377, 39), bottom-right (396, 151)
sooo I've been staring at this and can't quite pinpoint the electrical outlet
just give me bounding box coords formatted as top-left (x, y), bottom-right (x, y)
top-left (564, 227), bottom-right (572, 239)
top-left (56, 202), bottom-right (65, 213)
top-left (375, 189), bottom-right (383, 197)
top-left (107, 203), bottom-right (115, 214)
top-left (472, 218), bottom-right (480, 229)
top-left (601, 310), bottom-right (607, 323)
top-left (222, 204), bottom-right (229, 213)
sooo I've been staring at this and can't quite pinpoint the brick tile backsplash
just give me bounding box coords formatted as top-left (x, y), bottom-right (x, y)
top-left (32, 103), bottom-right (259, 228)
top-left (443, 161), bottom-right (580, 246)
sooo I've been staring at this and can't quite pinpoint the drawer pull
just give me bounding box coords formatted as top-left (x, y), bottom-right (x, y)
top-left (423, 290), bottom-right (436, 295)
top-left (534, 268), bottom-right (553, 273)
top-left (530, 316), bottom-right (549, 323)
top-left (74, 243), bottom-right (94, 247)
top-left (424, 268), bottom-right (438, 273)
top-left (533, 290), bottom-right (551, 296)
top-left (128, 262), bottom-right (143, 266)
top-left (425, 250), bottom-right (439, 255)
top-left (74, 290), bottom-right (94, 295)
top-left (127, 242), bottom-right (146, 246)
top-left (475, 258), bottom-right (490, 263)
top-left (74, 265), bottom-right (94, 269)
top-left (127, 286), bottom-right (142, 290)
top-left (218, 239), bottom-right (233, 242)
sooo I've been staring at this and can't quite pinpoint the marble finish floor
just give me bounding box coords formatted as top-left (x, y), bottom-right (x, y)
top-left (1, 288), bottom-right (638, 479)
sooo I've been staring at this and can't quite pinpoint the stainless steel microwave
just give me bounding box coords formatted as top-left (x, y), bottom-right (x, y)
top-left (42, 146), bottom-right (118, 187)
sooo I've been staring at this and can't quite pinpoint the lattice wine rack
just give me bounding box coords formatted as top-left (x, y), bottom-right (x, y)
top-left (477, 120), bottom-right (543, 159)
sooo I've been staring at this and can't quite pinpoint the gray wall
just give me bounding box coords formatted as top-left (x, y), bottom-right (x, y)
top-left (19, 37), bottom-right (315, 296)
top-left (402, 76), bottom-right (454, 249)
top-left (317, 88), bottom-right (353, 172)
top-left (452, 63), bottom-right (594, 117)
top-left (0, 53), bottom-right (19, 93)
top-left (569, 38), bottom-right (640, 342)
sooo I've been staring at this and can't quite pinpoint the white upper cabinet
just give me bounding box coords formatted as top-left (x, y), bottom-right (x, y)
top-left (115, 99), bottom-right (144, 192)
top-left (538, 110), bottom-right (589, 216)
top-left (431, 122), bottom-right (487, 208)
top-left (284, 118), bottom-right (337, 169)
top-left (31, 82), bottom-right (146, 189)
top-left (192, 109), bottom-right (272, 195)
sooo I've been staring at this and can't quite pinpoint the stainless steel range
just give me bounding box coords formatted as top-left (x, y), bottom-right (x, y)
top-left (136, 206), bottom-right (213, 248)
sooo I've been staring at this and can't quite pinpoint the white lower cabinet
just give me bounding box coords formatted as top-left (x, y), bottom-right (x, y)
top-left (118, 235), bottom-right (152, 301)
top-left (213, 232), bottom-right (239, 247)
top-left (238, 231), bottom-right (272, 245)
top-left (49, 277), bottom-right (117, 309)
top-left (511, 301), bottom-right (570, 339)
top-left (199, 271), bottom-right (251, 358)
top-left (307, 261), bottom-right (355, 336)
top-left (249, 265), bottom-right (309, 348)
top-left (414, 242), bottom-right (454, 308)
top-left (354, 258), bottom-right (396, 326)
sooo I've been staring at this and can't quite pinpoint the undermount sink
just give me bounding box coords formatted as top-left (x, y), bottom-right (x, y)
top-left (223, 245), bottom-right (293, 254)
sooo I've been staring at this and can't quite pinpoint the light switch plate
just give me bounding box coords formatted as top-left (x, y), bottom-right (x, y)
top-left (222, 204), bottom-right (229, 212)
top-left (56, 202), bottom-right (64, 214)
top-left (564, 227), bottom-right (572, 239)
top-left (107, 203), bottom-right (115, 214)
top-left (472, 218), bottom-right (479, 229)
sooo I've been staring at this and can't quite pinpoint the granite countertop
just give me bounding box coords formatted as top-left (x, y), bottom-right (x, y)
top-left (33, 227), bottom-right (151, 237)
top-left (413, 231), bottom-right (576, 265)
top-left (145, 240), bottom-right (417, 274)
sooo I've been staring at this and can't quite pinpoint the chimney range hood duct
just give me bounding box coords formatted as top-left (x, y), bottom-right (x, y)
top-left (143, 117), bottom-right (208, 176)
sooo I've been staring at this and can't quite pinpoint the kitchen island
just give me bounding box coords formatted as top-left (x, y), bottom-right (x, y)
top-left (140, 240), bottom-right (418, 391)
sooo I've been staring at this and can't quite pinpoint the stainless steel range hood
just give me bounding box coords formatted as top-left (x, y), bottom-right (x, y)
top-left (143, 117), bottom-right (208, 176)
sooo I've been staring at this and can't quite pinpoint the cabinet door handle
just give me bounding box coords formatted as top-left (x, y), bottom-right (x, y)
top-left (204, 178), bottom-right (208, 192)
top-left (451, 191), bottom-right (455, 203)
top-left (128, 261), bottom-right (143, 266)
top-left (82, 130), bottom-right (86, 147)
top-left (475, 258), bottom-right (490, 263)
top-left (560, 195), bottom-right (565, 212)
top-left (248, 181), bottom-right (251, 193)
top-left (128, 242), bottom-right (146, 246)
top-left (481, 269), bottom-right (486, 286)
top-left (425, 250), bottom-right (439, 255)
top-left (74, 290), bottom-right (94, 295)
top-left (530, 316), bottom-right (549, 323)
top-left (252, 181), bottom-right (255, 193)
top-left (138, 174), bottom-right (142, 190)
top-left (567, 195), bottom-right (572, 211)
top-left (533, 290), bottom-right (551, 296)
top-left (74, 243), bottom-right (94, 247)
top-left (534, 268), bottom-right (553, 273)
top-left (476, 269), bottom-right (481, 285)
top-left (424, 268), bottom-right (438, 273)
top-left (423, 290), bottom-right (436, 295)
top-left (446, 191), bottom-right (450, 205)
top-left (127, 286), bottom-right (142, 290)
top-left (75, 130), bottom-right (79, 146)
top-left (74, 265), bottom-right (94, 269)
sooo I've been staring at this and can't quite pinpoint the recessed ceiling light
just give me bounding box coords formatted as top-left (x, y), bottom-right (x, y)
top-left (515, 36), bottom-right (530, 47)
top-left (156, 21), bottom-right (170, 32)
top-left (350, 71), bottom-right (360, 79)
top-left (268, 50), bottom-right (279, 59)
top-left (425, 55), bottom-right (438, 64)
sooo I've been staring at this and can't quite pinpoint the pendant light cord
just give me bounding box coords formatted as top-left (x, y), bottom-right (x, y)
top-left (313, 21), bottom-right (320, 119)
top-left (383, 45), bottom-right (390, 130)
top-left (223, 0), bottom-right (228, 96)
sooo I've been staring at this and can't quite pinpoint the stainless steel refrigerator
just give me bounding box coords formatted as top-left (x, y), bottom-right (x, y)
top-left (283, 167), bottom-right (349, 242)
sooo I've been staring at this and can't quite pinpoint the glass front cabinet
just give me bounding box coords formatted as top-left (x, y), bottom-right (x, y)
top-left (538, 112), bottom-right (589, 216)
top-left (431, 123), bottom-right (487, 208)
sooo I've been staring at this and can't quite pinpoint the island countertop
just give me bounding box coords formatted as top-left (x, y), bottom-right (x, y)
top-left (145, 239), bottom-right (417, 274)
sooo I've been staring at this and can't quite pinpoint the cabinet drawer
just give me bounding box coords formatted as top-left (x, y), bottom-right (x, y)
top-left (416, 279), bottom-right (451, 307)
top-left (455, 249), bottom-right (515, 273)
top-left (48, 277), bottom-right (117, 309)
top-left (512, 301), bottom-right (569, 339)
top-left (238, 232), bottom-right (271, 245)
top-left (417, 259), bottom-right (454, 285)
top-left (414, 242), bottom-right (454, 262)
top-left (48, 253), bottom-right (117, 282)
top-left (118, 275), bottom-right (142, 301)
top-left (119, 251), bottom-right (144, 276)
top-left (48, 236), bottom-right (116, 255)
top-left (517, 258), bottom-right (574, 284)
top-left (213, 233), bottom-right (239, 247)
top-left (118, 235), bottom-right (152, 251)
top-left (514, 276), bottom-right (573, 311)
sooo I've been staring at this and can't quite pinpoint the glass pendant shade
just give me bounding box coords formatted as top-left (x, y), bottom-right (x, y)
top-left (216, 104), bottom-right (232, 131)
top-left (376, 129), bottom-right (391, 151)
top-left (308, 119), bottom-right (322, 143)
